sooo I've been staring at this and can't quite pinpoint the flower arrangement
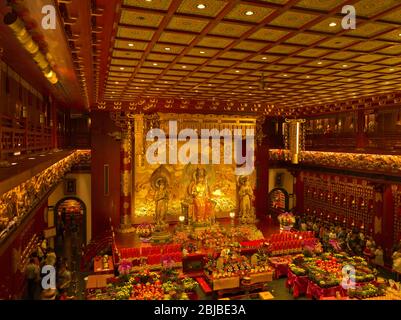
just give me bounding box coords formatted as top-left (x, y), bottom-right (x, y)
top-left (118, 259), bottom-right (132, 278)
top-left (133, 283), bottom-right (164, 300)
top-left (278, 212), bottom-right (296, 229)
top-left (136, 223), bottom-right (155, 239)
top-left (182, 277), bottom-right (199, 292)
top-left (290, 252), bottom-right (376, 288)
top-left (115, 284), bottom-right (132, 300)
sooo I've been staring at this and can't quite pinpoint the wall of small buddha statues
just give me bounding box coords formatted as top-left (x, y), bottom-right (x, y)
top-left (293, 169), bottom-right (401, 258)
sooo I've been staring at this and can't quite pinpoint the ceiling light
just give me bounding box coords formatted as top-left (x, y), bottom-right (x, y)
top-left (120, 67), bottom-right (125, 70)
top-left (245, 11), bottom-right (254, 16)
top-left (235, 70), bottom-right (240, 73)
top-left (153, 63), bottom-right (158, 66)
top-left (141, 80), bottom-right (145, 82)
top-left (197, 4), bottom-right (206, 9)
top-left (115, 82), bottom-right (119, 84)
top-left (390, 68), bottom-right (395, 71)
top-left (342, 64), bottom-right (348, 68)
top-left (306, 76), bottom-right (310, 79)
top-left (329, 22), bottom-right (337, 27)
top-left (262, 57), bottom-right (267, 60)
top-left (28, 157), bottom-right (36, 160)
top-left (145, 0), bottom-right (152, 2)
top-left (200, 51), bottom-right (205, 54)
top-left (128, 43), bottom-right (134, 47)
top-left (11, 162), bottom-right (18, 166)
top-left (165, 47), bottom-right (171, 51)
top-left (283, 74), bottom-right (288, 77)
top-left (317, 61), bottom-right (322, 65)
top-left (182, 65), bottom-right (187, 68)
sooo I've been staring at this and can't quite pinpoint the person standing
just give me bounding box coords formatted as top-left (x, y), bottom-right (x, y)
top-left (25, 258), bottom-right (39, 300)
top-left (392, 249), bottom-right (401, 280)
top-left (57, 263), bottom-right (72, 296)
top-left (374, 246), bottom-right (384, 267)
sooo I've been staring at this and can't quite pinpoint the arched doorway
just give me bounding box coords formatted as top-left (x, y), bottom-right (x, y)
top-left (54, 197), bottom-right (87, 245)
top-left (268, 188), bottom-right (290, 221)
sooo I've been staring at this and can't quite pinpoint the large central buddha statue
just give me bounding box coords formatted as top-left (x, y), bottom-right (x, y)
top-left (188, 168), bottom-right (213, 224)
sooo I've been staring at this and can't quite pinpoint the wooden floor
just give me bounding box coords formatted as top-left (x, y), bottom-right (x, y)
top-left (115, 217), bottom-right (279, 249)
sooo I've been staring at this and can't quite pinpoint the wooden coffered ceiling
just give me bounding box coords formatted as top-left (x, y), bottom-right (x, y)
top-left (94, 0), bottom-right (401, 115)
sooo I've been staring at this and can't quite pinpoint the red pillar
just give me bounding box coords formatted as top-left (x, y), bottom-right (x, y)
top-left (255, 119), bottom-right (269, 219)
top-left (356, 109), bottom-right (367, 150)
top-left (51, 98), bottom-right (57, 149)
top-left (294, 171), bottom-right (304, 214)
top-left (120, 123), bottom-right (133, 229)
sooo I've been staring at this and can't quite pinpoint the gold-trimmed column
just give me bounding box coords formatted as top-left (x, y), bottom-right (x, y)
top-left (284, 119), bottom-right (306, 164)
top-left (120, 121), bottom-right (133, 230)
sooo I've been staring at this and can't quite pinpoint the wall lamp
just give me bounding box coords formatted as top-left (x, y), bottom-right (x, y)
top-left (4, 11), bottom-right (58, 85)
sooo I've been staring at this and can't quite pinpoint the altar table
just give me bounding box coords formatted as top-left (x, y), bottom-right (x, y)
top-left (306, 281), bottom-right (346, 300)
top-left (269, 256), bottom-right (292, 279)
top-left (85, 274), bottom-right (114, 294)
top-left (286, 270), bottom-right (309, 298)
top-left (211, 276), bottom-right (240, 291)
top-left (250, 271), bottom-right (273, 285)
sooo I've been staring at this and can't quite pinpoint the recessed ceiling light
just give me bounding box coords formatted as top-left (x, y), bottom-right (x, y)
top-left (120, 67), bottom-right (125, 70)
top-left (262, 57), bottom-right (267, 60)
top-left (306, 76), bottom-right (310, 79)
top-left (235, 70), bottom-right (240, 73)
top-left (390, 68), bottom-right (395, 71)
top-left (208, 84), bottom-right (212, 86)
top-left (165, 47), bottom-right (171, 51)
top-left (141, 80), bottom-right (145, 82)
top-left (197, 4), bottom-right (206, 9)
top-left (342, 64), bottom-right (348, 67)
top-left (164, 81), bottom-right (168, 84)
top-left (317, 61), bottom-right (322, 65)
top-left (128, 43), bottom-right (134, 47)
top-left (28, 157), bottom-right (36, 160)
top-left (283, 74), bottom-right (288, 77)
top-left (145, 0), bottom-right (152, 2)
top-left (112, 91), bottom-right (115, 94)
top-left (153, 63), bottom-right (158, 66)
top-left (135, 87), bottom-right (139, 89)
top-left (115, 82), bottom-right (119, 84)
top-left (200, 51), bottom-right (205, 54)
top-left (182, 65), bottom-right (187, 68)
top-left (329, 22), bottom-right (337, 27)
top-left (245, 11), bottom-right (254, 16)
top-left (11, 162), bottom-right (18, 166)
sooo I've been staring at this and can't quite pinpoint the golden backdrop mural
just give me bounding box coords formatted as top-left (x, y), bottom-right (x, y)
top-left (134, 140), bottom-right (256, 220)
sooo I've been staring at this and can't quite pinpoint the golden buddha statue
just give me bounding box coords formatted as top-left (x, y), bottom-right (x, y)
top-left (188, 168), bottom-right (213, 224)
